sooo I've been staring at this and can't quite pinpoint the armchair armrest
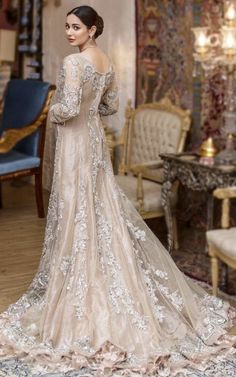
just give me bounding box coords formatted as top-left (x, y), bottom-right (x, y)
top-left (213, 187), bottom-right (236, 200)
top-left (0, 87), bottom-right (55, 154)
top-left (0, 123), bottom-right (41, 153)
top-left (129, 161), bottom-right (165, 215)
top-left (130, 161), bottom-right (163, 183)
top-left (112, 138), bottom-right (123, 148)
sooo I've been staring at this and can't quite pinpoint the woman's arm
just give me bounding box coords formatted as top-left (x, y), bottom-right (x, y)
top-left (99, 71), bottom-right (119, 116)
top-left (49, 55), bottom-right (83, 125)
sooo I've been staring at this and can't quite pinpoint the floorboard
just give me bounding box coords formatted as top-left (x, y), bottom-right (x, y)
top-left (0, 180), bottom-right (48, 312)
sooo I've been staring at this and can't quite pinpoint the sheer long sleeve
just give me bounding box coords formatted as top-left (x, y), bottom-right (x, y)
top-left (98, 71), bottom-right (119, 116)
top-left (49, 55), bottom-right (83, 125)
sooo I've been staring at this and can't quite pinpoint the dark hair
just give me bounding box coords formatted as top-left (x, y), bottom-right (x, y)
top-left (67, 5), bottom-right (104, 39)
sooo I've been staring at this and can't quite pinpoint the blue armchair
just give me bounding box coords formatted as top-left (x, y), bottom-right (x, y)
top-left (0, 79), bottom-right (55, 218)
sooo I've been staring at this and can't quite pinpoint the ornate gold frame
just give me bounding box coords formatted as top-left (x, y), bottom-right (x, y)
top-left (0, 89), bottom-right (54, 153)
top-left (0, 86), bottom-right (55, 218)
top-left (116, 97), bottom-right (191, 224)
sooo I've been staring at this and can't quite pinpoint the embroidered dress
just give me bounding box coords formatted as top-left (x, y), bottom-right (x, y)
top-left (0, 53), bottom-right (236, 376)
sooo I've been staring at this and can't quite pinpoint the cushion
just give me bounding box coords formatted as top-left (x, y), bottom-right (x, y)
top-left (207, 228), bottom-right (236, 260)
top-left (0, 150), bottom-right (40, 174)
top-left (115, 174), bottom-right (177, 213)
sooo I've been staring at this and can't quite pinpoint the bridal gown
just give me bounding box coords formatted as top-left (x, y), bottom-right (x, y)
top-left (0, 53), bottom-right (236, 376)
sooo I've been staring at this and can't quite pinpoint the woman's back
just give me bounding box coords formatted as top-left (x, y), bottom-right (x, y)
top-left (80, 47), bottom-right (111, 74)
top-left (49, 52), bottom-right (119, 125)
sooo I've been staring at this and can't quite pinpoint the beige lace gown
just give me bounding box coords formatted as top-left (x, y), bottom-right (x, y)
top-left (0, 53), bottom-right (235, 375)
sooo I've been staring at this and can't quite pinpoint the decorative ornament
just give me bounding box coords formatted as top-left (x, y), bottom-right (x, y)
top-left (199, 137), bottom-right (217, 166)
top-left (200, 137), bottom-right (217, 158)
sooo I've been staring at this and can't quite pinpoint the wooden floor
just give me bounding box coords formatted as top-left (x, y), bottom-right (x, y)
top-left (0, 180), bottom-right (48, 312)
top-left (0, 180), bottom-right (236, 336)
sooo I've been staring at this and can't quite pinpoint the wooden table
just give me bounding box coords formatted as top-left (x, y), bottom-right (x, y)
top-left (160, 153), bottom-right (236, 252)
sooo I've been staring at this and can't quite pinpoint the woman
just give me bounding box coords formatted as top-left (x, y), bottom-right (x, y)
top-left (0, 5), bottom-right (235, 376)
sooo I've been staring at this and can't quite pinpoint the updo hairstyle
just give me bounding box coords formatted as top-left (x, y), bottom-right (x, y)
top-left (67, 5), bottom-right (104, 39)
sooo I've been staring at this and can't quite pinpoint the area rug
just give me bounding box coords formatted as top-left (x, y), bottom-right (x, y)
top-left (174, 227), bottom-right (236, 296)
top-left (168, 184), bottom-right (236, 290)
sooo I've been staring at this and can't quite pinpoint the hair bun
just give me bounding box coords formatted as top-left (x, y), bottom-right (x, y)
top-left (95, 15), bottom-right (104, 38)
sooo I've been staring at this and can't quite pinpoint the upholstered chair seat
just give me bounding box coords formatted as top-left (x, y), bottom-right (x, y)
top-left (0, 79), bottom-right (55, 217)
top-left (207, 187), bottom-right (236, 295)
top-left (115, 98), bottom-right (191, 249)
top-left (0, 151), bottom-right (40, 174)
top-left (116, 174), bottom-right (177, 213)
top-left (207, 228), bottom-right (236, 260)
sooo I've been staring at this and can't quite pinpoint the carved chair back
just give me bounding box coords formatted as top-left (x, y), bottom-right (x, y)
top-left (118, 97), bottom-right (191, 174)
top-left (0, 80), bottom-right (55, 218)
top-left (1, 79), bottom-right (53, 157)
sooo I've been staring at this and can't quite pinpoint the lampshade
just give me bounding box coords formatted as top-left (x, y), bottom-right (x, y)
top-left (0, 29), bottom-right (16, 63)
top-left (221, 26), bottom-right (236, 55)
top-left (225, 1), bottom-right (236, 26)
top-left (191, 27), bottom-right (210, 54)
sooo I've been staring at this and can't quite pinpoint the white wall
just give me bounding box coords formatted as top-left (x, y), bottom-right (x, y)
top-left (42, 0), bottom-right (136, 190)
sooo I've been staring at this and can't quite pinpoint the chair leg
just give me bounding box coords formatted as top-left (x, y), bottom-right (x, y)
top-left (35, 172), bottom-right (45, 218)
top-left (0, 181), bottom-right (2, 209)
top-left (220, 263), bottom-right (228, 292)
top-left (211, 255), bottom-right (219, 296)
top-left (172, 214), bottom-right (179, 250)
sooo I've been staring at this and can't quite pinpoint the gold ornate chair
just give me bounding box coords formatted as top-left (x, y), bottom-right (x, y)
top-left (0, 79), bottom-right (55, 218)
top-left (207, 187), bottom-right (236, 296)
top-left (115, 97), bottom-right (191, 248)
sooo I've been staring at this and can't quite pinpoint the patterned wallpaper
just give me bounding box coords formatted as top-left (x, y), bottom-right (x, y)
top-left (199, 0), bottom-right (225, 147)
top-left (136, 0), bottom-right (225, 149)
top-left (136, 0), bottom-right (193, 110)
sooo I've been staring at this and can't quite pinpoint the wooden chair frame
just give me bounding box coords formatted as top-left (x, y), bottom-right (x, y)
top-left (208, 187), bottom-right (236, 296)
top-left (116, 97), bottom-right (191, 218)
top-left (0, 86), bottom-right (55, 218)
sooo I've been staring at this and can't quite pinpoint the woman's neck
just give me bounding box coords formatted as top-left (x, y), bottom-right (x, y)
top-left (79, 40), bottom-right (97, 52)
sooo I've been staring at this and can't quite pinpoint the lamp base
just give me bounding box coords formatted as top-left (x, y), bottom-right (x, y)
top-left (215, 148), bottom-right (236, 165)
top-left (215, 134), bottom-right (236, 165)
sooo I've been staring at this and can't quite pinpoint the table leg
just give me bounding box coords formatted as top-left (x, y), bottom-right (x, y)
top-left (207, 192), bottom-right (214, 230)
top-left (162, 162), bottom-right (175, 253)
top-left (206, 192), bottom-right (214, 254)
top-left (162, 180), bottom-right (174, 252)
